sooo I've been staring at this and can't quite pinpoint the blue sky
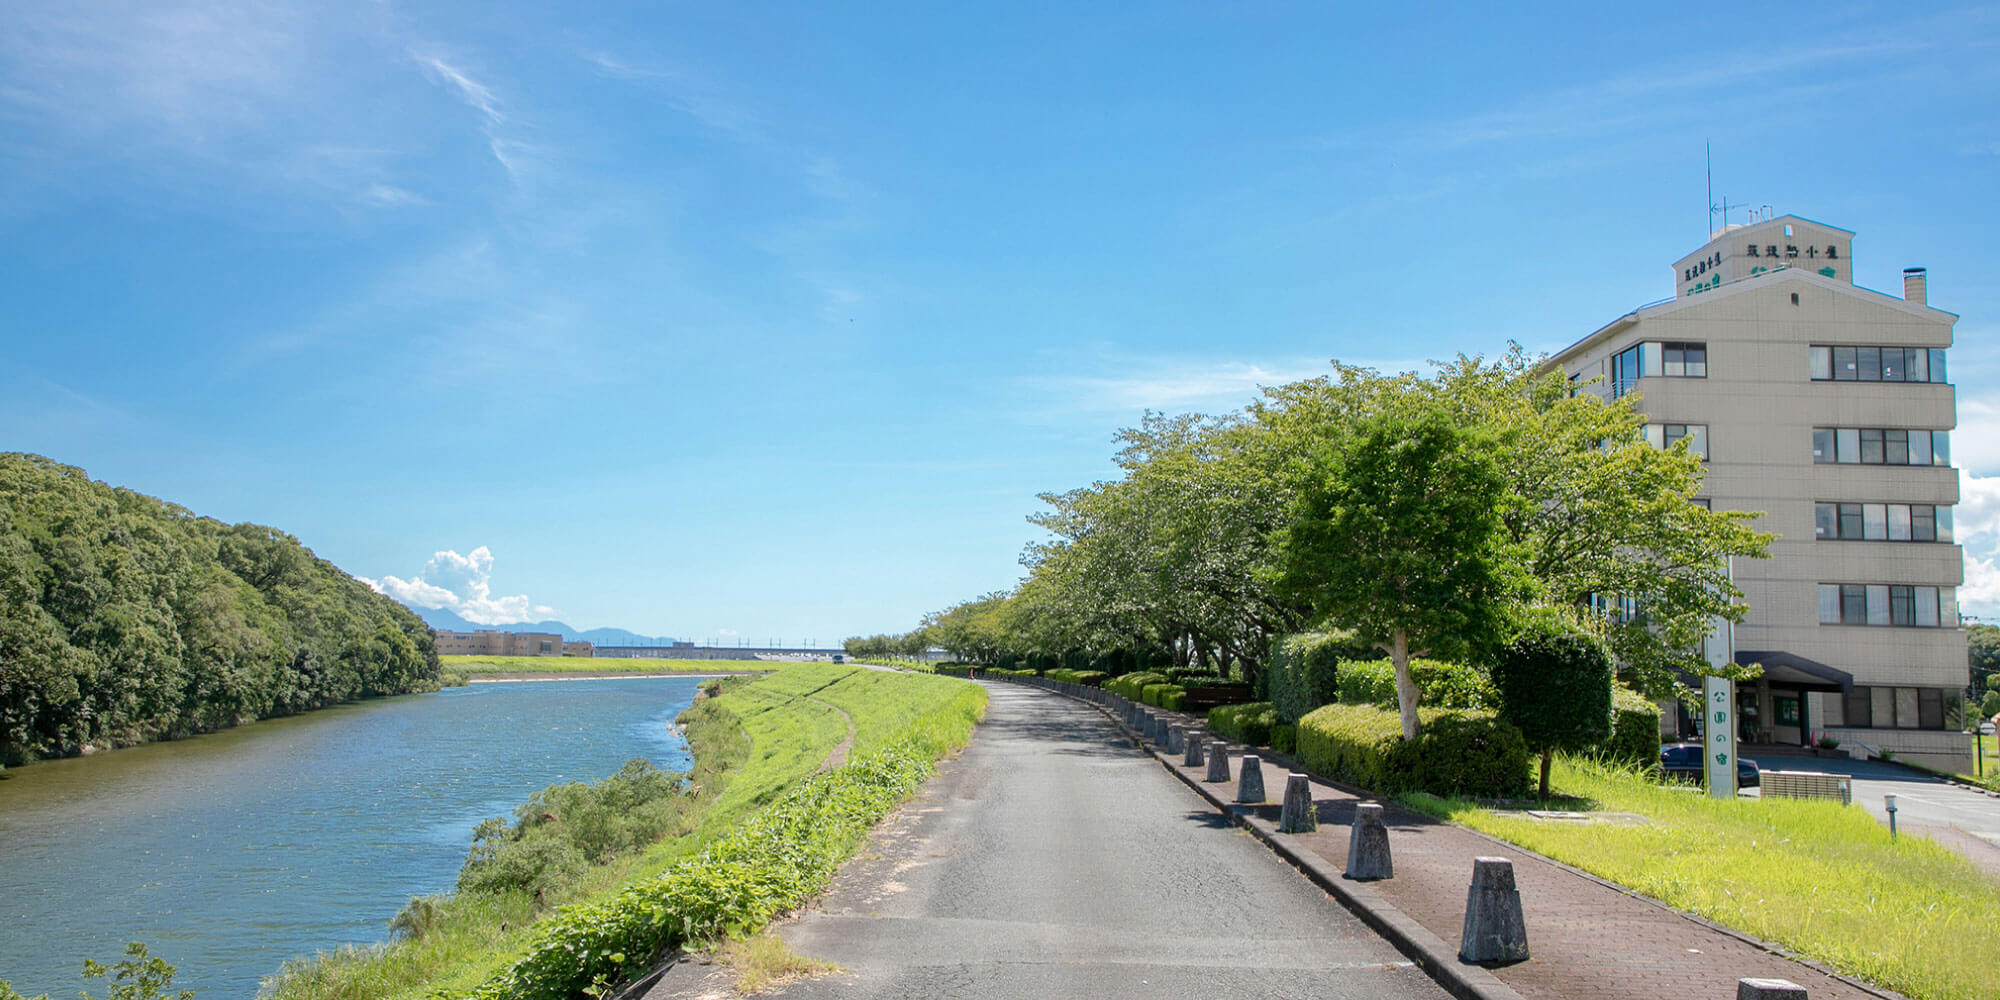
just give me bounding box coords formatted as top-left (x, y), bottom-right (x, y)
top-left (5, 2), bottom-right (2000, 642)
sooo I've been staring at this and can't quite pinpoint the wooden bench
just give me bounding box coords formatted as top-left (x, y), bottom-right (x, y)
top-left (1180, 684), bottom-right (1255, 711)
top-left (1761, 769), bottom-right (1852, 805)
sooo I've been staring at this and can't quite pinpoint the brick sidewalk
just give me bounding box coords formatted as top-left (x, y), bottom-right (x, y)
top-left (1013, 678), bottom-right (1905, 1000)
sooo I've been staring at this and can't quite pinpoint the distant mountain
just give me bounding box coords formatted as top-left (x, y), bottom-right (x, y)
top-left (410, 606), bottom-right (677, 646)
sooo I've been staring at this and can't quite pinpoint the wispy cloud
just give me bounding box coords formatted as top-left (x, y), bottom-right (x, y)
top-left (1014, 354), bottom-right (1375, 419)
top-left (579, 48), bottom-right (764, 142)
top-left (414, 53), bottom-right (503, 124)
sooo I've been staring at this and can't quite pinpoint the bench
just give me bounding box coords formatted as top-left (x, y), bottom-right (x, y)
top-left (1180, 684), bottom-right (1255, 711)
top-left (1761, 769), bottom-right (1852, 805)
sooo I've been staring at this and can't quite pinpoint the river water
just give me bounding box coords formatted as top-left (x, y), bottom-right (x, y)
top-left (0, 676), bottom-right (707, 998)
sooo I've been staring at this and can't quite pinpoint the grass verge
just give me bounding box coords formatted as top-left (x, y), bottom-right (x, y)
top-left (1404, 755), bottom-right (2000, 1000)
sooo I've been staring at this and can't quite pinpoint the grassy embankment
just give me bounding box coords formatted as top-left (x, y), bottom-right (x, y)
top-left (261, 664), bottom-right (985, 1000)
top-left (1404, 756), bottom-right (2000, 1000)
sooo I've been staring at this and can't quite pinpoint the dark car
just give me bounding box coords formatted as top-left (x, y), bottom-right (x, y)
top-left (1660, 743), bottom-right (1760, 788)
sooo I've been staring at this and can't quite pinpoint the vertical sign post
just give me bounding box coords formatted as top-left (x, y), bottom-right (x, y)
top-left (1703, 582), bottom-right (1736, 798)
top-left (1702, 673), bottom-right (1735, 798)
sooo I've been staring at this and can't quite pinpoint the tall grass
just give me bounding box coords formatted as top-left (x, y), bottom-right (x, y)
top-left (1415, 756), bottom-right (2000, 1000)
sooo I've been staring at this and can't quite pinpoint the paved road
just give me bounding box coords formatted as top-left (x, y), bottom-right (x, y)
top-left (646, 682), bottom-right (1450, 1000)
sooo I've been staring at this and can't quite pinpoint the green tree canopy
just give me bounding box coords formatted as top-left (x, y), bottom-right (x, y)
top-left (1493, 613), bottom-right (1616, 796)
top-left (1272, 403), bottom-right (1519, 739)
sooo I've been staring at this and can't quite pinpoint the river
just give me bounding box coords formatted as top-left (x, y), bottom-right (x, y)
top-left (0, 676), bottom-right (708, 999)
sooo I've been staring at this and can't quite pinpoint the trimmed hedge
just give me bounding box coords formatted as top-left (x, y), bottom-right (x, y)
top-left (1295, 703), bottom-right (1531, 798)
top-left (1208, 702), bottom-right (1281, 747)
top-left (1043, 668), bottom-right (1108, 687)
top-left (1105, 671), bottom-right (1171, 700)
top-left (1335, 658), bottom-right (1496, 711)
top-left (1597, 686), bottom-right (1662, 767)
top-left (1264, 632), bottom-right (1379, 723)
top-left (1141, 682), bottom-right (1188, 710)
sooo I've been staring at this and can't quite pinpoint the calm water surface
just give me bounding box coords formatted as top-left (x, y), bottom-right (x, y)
top-left (0, 676), bottom-right (706, 998)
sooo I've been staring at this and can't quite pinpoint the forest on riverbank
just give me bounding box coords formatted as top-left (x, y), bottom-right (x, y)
top-left (0, 453), bottom-right (439, 765)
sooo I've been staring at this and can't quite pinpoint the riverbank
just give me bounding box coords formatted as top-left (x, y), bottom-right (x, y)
top-left (260, 663), bottom-right (986, 1000)
top-left (445, 655), bottom-right (773, 677)
top-left (467, 672), bottom-right (760, 683)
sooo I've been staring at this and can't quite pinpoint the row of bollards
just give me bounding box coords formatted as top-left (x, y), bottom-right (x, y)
top-left (998, 674), bottom-right (1814, 997)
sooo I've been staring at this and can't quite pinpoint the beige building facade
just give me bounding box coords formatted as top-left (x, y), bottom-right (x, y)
top-left (434, 630), bottom-right (582, 657)
top-left (1551, 215), bottom-right (1971, 771)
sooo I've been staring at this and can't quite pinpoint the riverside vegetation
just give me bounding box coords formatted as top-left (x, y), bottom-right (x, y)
top-left (0, 454), bottom-right (440, 765)
top-left (255, 663), bottom-right (985, 1000)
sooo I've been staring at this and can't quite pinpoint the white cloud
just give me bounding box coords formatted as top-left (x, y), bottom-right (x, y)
top-left (367, 545), bottom-right (551, 625)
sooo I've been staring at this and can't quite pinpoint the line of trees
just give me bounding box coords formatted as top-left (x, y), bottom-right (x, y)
top-left (0, 453), bottom-right (441, 765)
top-left (911, 348), bottom-right (1773, 730)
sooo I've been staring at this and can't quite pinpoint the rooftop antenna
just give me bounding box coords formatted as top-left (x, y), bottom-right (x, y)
top-left (1705, 141), bottom-right (1718, 237)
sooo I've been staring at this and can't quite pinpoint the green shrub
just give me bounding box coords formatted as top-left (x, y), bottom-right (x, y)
top-left (1493, 620), bottom-right (1614, 796)
top-left (1335, 658), bottom-right (1495, 711)
top-left (1141, 682), bottom-right (1187, 708)
top-left (1295, 703), bottom-right (1530, 798)
top-left (1270, 723), bottom-right (1297, 755)
top-left (1166, 669), bottom-right (1227, 687)
top-left (1043, 668), bottom-right (1108, 687)
top-left (1105, 671), bottom-right (1171, 700)
top-left (1208, 702), bottom-right (1280, 746)
top-left (457, 824), bottom-right (589, 897)
top-left (1266, 632), bottom-right (1378, 723)
top-left (1161, 688), bottom-right (1188, 711)
top-left (1596, 686), bottom-right (1662, 767)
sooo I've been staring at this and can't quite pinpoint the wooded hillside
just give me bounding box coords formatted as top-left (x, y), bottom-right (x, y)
top-left (0, 453), bottom-right (439, 765)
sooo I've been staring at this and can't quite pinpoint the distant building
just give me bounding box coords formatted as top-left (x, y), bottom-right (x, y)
top-left (562, 640), bottom-right (595, 657)
top-left (1549, 213), bottom-right (1969, 771)
top-left (433, 630), bottom-right (571, 657)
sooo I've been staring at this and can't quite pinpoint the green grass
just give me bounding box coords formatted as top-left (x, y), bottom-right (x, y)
top-left (260, 664), bottom-right (985, 1000)
top-left (444, 655), bottom-right (766, 675)
top-left (1405, 756), bottom-right (2000, 1000)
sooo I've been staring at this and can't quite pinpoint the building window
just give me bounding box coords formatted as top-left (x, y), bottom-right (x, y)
top-left (1810, 345), bottom-right (1947, 383)
top-left (1817, 583), bottom-right (1957, 626)
top-left (1643, 423), bottom-right (1708, 459)
top-left (1661, 342), bottom-right (1706, 377)
top-left (1811, 427), bottom-right (1949, 466)
top-left (1813, 502), bottom-right (1952, 542)
top-left (1611, 341), bottom-right (1708, 398)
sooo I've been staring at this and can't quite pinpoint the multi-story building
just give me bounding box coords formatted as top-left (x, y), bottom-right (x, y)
top-left (1549, 213), bottom-right (1971, 771)
top-left (433, 629), bottom-right (574, 657)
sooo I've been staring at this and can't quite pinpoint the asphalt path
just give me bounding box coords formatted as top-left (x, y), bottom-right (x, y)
top-left (645, 681), bottom-right (1450, 1000)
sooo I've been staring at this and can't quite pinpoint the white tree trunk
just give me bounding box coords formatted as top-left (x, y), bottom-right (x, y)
top-left (1390, 629), bottom-right (1422, 740)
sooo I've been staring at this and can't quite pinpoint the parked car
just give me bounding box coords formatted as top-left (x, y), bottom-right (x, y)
top-left (1660, 743), bottom-right (1760, 788)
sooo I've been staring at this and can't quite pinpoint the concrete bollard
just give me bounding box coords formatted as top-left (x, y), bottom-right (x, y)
top-left (1345, 802), bottom-right (1393, 879)
top-left (1458, 857), bottom-right (1528, 963)
top-left (1167, 724), bottom-right (1185, 755)
top-left (1278, 773), bottom-right (1317, 833)
top-left (1737, 980), bottom-right (1807, 1000)
top-left (1236, 754), bottom-right (1266, 803)
top-left (1184, 733), bottom-right (1205, 766)
top-left (1205, 742), bottom-right (1230, 782)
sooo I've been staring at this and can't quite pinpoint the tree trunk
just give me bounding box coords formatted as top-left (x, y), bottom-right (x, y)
top-left (1390, 630), bottom-right (1421, 740)
top-left (1539, 749), bottom-right (1553, 799)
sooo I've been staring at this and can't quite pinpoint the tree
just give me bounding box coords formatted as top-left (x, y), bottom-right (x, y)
top-left (1967, 622), bottom-right (2000, 701)
top-left (1493, 614), bottom-right (1615, 797)
top-left (1273, 404), bottom-right (1519, 739)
